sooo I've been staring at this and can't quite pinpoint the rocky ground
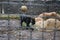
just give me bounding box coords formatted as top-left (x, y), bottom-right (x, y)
top-left (0, 19), bottom-right (60, 40)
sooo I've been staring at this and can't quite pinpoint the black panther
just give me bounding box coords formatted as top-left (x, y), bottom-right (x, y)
top-left (20, 16), bottom-right (35, 30)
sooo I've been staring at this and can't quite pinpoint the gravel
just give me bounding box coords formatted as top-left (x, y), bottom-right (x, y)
top-left (0, 19), bottom-right (60, 40)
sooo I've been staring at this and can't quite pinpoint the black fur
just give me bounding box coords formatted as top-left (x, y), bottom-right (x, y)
top-left (20, 16), bottom-right (35, 30)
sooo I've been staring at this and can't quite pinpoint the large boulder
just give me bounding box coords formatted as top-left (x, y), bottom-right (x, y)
top-left (39, 12), bottom-right (57, 17)
top-left (34, 18), bottom-right (60, 31)
top-left (35, 17), bottom-right (43, 22)
top-left (38, 12), bottom-right (60, 20)
top-left (45, 18), bottom-right (60, 29)
top-left (34, 12), bottom-right (60, 31)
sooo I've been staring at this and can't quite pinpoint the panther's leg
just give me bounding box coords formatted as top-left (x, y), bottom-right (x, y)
top-left (26, 23), bottom-right (30, 30)
top-left (26, 23), bottom-right (34, 31)
top-left (26, 23), bottom-right (30, 27)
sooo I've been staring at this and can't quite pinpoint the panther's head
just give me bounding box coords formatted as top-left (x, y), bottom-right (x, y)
top-left (31, 18), bottom-right (35, 25)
